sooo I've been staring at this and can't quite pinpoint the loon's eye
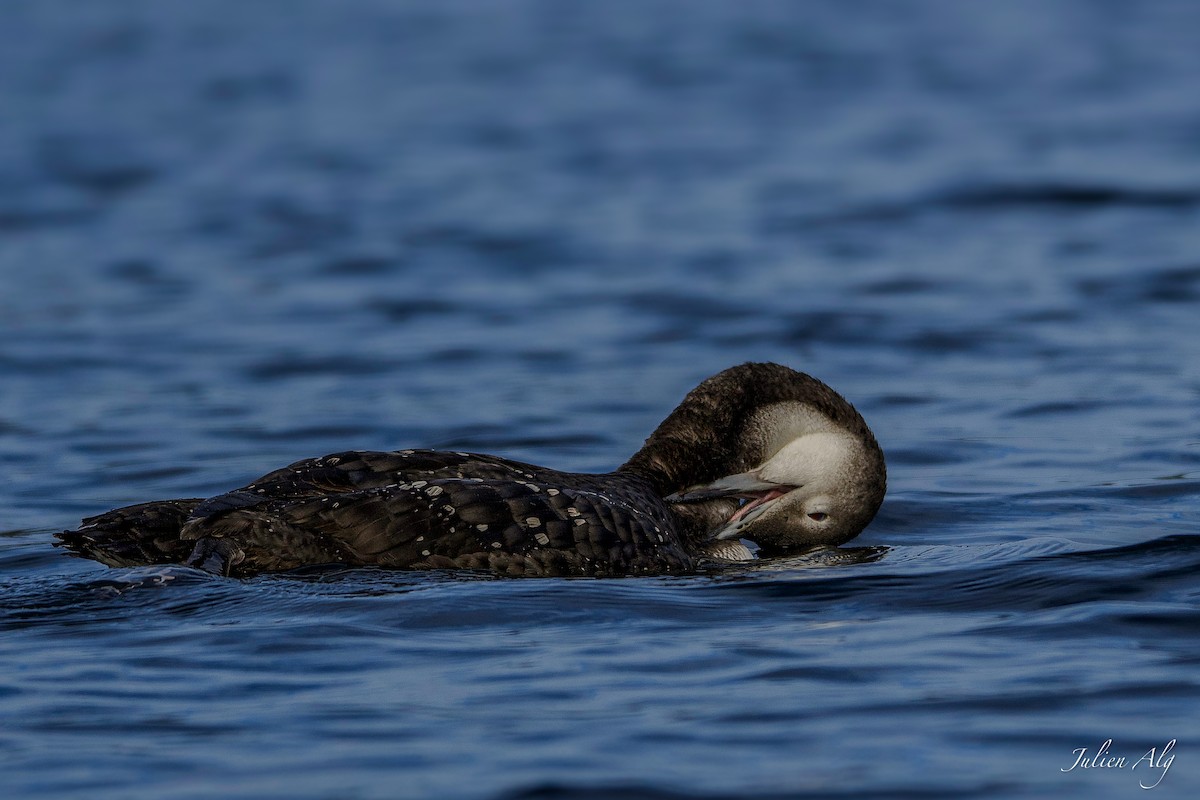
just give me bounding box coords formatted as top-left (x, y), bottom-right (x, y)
top-left (807, 512), bottom-right (828, 522)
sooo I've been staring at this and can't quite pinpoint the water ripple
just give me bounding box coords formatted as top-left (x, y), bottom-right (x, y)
top-left (4, 1), bottom-right (1200, 798)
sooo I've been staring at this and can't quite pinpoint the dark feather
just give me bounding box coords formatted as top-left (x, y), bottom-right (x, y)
top-left (56, 498), bottom-right (204, 567)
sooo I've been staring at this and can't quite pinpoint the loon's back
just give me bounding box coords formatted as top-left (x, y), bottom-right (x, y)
top-left (59, 449), bottom-right (701, 577)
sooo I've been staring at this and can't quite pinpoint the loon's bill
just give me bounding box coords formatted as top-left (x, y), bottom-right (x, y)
top-left (666, 474), bottom-right (800, 541)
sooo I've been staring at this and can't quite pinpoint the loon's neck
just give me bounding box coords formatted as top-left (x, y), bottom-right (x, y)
top-left (618, 400), bottom-right (743, 496)
top-left (618, 366), bottom-right (763, 495)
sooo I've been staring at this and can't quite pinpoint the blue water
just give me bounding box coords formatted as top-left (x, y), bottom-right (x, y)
top-left (2, 1), bottom-right (1199, 797)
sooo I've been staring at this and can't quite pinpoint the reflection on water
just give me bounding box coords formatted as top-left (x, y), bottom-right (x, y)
top-left (2, 0), bottom-right (1200, 797)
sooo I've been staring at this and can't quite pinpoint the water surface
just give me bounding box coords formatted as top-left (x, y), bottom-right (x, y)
top-left (2, 1), bottom-right (1199, 797)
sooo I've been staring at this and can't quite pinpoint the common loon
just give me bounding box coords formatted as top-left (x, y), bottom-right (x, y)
top-left (58, 363), bottom-right (886, 577)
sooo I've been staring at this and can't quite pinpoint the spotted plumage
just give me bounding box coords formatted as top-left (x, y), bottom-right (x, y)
top-left (58, 363), bottom-right (886, 577)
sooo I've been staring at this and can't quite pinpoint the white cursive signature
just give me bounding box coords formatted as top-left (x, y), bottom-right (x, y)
top-left (1061, 738), bottom-right (1176, 789)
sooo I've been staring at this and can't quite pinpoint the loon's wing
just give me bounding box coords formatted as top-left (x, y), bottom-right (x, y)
top-left (179, 475), bottom-right (694, 577)
top-left (56, 450), bottom-right (534, 570)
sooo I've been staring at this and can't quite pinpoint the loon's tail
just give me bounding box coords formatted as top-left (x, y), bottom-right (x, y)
top-left (56, 499), bottom-right (204, 568)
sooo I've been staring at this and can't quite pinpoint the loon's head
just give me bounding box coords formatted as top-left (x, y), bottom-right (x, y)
top-left (625, 363), bottom-right (886, 554)
top-left (667, 402), bottom-right (884, 552)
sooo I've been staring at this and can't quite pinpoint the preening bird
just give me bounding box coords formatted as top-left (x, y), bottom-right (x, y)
top-left (58, 363), bottom-right (886, 577)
